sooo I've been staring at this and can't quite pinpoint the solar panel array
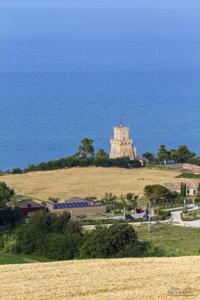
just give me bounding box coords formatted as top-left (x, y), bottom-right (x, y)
top-left (53, 201), bottom-right (90, 209)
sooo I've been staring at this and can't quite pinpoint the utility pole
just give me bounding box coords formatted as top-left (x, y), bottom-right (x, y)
top-left (148, 201), bottom-right (151, 234)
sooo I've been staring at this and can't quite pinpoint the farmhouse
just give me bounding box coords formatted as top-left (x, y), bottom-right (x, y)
top-left (7, 199), bottom-right (44, 216)
top-left (47, 198), bottom-right (106, 215)
top-left (164, 179), bottom-right (200, 196)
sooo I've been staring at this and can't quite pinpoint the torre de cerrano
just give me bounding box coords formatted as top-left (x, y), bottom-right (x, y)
top-left (109, 126), bottom-right (137, 160)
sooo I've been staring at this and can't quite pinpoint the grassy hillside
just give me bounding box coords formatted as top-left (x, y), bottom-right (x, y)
top-left (0, 252), bottom-right (49, 265)
top-left (136, 224), bottom-right (200, 255)
top-left (1, 257), bottom-right (200, 299)
top-left (1, 167), bottom-right (181, 201)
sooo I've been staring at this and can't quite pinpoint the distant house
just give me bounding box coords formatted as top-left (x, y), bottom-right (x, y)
top-left (7, 199), bottom-right (44, 216)
top-left (47, 198), bottom-right (106, 215)
top-left (164, 179), bottom-right (200, 196)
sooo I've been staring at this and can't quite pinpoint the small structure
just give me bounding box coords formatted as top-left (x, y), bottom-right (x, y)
top-left (164, 179), bottom-right (200, 196)
top-left (7, 199), bottom-right (44, 216)
top-left (47, 199), bottom-right (106, 215)
top-left (109, 125), bottom-right (137, 160)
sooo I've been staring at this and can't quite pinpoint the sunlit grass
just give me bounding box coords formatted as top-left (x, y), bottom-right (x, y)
top-left (1, 257), bottom-right (200, 299)
top-left (1, 167), bottom-right (181, 201)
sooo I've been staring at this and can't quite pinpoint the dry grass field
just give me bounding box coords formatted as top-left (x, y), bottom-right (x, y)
top-left (1, 167), bottom-right (181, 201)
top-left (1, 257), bottom-right (200, 299)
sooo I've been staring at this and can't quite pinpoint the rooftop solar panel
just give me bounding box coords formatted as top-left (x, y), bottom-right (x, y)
top-left (53, 201), bottom-right (94, 210)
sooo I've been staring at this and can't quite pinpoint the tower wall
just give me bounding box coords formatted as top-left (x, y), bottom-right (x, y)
top-left (109, 126), bottom-right (136, 160)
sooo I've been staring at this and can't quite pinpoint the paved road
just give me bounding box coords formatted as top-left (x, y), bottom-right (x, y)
top-left (83, 206), bottom-right (200, 230)
top-left (171, 210), bottom-right (200, 228)
top-left (83, 219), bottom-right (171, 230)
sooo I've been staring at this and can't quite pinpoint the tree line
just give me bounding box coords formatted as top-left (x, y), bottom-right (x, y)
top-left (2, 138), bottom-right (141, 174)
top-left (2, 139), bottom-right (200, 174)
top-left (0, 210), bottom-right (167, 260)
top-left (143, 144), bottom-right (196, 164)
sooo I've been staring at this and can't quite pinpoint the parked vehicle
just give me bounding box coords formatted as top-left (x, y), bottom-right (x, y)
top-left (125, 214), bottom-right (134, 220)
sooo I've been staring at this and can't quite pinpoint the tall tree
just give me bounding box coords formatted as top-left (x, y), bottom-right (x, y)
top-left (157, 144), bottom-right (169, 163)
top-left (125, 193), bottom-right (138, 211)
top-left (0, 182), bottom-right (15, 206)
top-left (142, 152), bottom-right (155, 163)
top-left (77, 138), bottom-right (95, 158)
top-left (170, 149), bottom-right (179, 162)
top-left (180, 182), bottom-right (187, 197)
top-left (177, 145), bottom-right (195, 163)
top-left (144, 184), bottom-right (171, 206)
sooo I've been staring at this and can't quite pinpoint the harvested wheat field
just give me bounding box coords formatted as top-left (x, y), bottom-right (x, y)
top-left (1, 257), bottom-right (200, 299)
top-left (1, 167), bottom-right (181, 201)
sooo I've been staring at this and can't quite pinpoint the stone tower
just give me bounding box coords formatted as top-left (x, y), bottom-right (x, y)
top-left (109, 126), bottom-right (137, 160)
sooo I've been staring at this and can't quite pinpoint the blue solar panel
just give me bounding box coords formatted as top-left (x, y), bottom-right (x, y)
top-left (53, 201), bottom-right (93, 210)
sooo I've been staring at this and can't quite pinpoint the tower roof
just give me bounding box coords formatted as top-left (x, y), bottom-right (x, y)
top-left (113, 125), bottom-right (129, 129)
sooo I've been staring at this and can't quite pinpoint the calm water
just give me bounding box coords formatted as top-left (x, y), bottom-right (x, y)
top-left (1, 2), bottom-right (200, 169)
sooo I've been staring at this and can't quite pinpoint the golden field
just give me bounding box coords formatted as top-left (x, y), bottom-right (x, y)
top-left (1, 167), bottom-right (181, 201)
top-left (1, 257), bottom-right (200, 299)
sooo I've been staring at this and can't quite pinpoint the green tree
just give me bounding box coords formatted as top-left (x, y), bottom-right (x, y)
top-left (144, 184), bottom-right (171, 206)
top-left (80, 224), bottom-right (148, 259)
top-left (180, 182), bottom-right (187, 197)
top-left (177, 145), bottom-right (195, 163)
top-left (142, 152), bottom-right (155, 163)
top-left (157, 145), bottom-right (169, 163)
top-left (170, 149), bottom-right (179, 162)
top-left (96, 148), bottom-right (108, 159)
top-left (12, 168), bottom-right (23, 174)
top-left (0, 208), bottom-right (23, 230)
top-left (125, 193), bottom-right (138, 211)
top-left (77, 138), bottom-right (95, 158)
top-left (101, 193), bottom-right (118, 212)
top-left (0, 182), bottom-right (15, 206)
top-left (15, 211), bottom-right (83, 258)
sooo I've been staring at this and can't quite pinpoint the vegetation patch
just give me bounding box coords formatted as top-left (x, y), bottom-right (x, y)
top-left (0, 252), bottom-right (49, 265)
top-left (136, 224), bottom-right (200, 255)
top-left (176, 172), bottom-right (200, 179)
top-left (181, 209), bottom-right (200, 221)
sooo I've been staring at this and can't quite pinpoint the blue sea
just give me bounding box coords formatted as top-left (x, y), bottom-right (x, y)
top-left (1, 1), bottom-right (200, 170)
